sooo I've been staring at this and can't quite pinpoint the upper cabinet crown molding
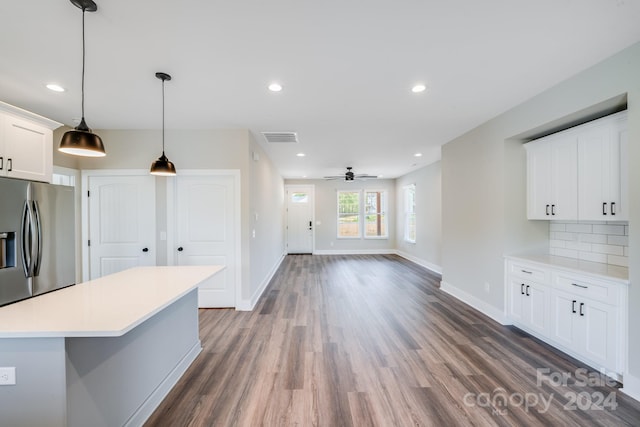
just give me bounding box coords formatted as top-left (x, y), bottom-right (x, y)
top-left (0, 100), bottom-right (62, 130)
top-left (525, 111), bottom-right (627, 221)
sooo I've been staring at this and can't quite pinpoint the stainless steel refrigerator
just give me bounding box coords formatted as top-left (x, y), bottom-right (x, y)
top-left (0, 176), bottom-right (76, 306)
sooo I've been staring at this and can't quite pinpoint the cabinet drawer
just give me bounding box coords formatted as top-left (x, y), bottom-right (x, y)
top-left (508, 262), bottom-right (549, 283)
top-left (553, 272), bottom-right (619, 305)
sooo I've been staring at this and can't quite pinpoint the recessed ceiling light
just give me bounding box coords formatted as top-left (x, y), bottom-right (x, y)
top-left (411, 84), bottom-right (427, 93)
top-left (46, 83), bottom-right (65, 92)
top-left (296, 153), bottom-right (305, 157)
top-left (414, 153), bottom-right (423, 157)
top-left (268, 83), bottom-right (283, 92)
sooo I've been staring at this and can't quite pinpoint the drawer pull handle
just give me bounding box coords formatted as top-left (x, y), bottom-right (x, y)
top-left (571, 283), bottom-right (588, 289)
top-left (521, 270), bottom-right (533, 274)
top-left (572, 300), bottom-right (577, 313)
top-left (579, 302), bottom-right (585, 316)
top-left (525, 285), bottom-right (530, 296)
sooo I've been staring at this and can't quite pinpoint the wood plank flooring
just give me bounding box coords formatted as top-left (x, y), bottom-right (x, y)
top-left (145, 254), bottom-right (640, 426)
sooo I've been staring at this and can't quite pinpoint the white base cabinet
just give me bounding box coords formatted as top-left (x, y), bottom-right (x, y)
top-left (506, 258), bottom-right (627, 381)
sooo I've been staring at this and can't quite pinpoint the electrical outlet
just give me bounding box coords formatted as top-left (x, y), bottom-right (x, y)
top-left (0, 367), bottom-right (16, 385)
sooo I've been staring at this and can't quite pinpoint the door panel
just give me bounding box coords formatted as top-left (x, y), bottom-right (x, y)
top-left (175, 175), bottom-right (236, 308)
top-left (286, 186), bottom-right (314, 254)
top-left (88, 175), bottom-right (156, 279)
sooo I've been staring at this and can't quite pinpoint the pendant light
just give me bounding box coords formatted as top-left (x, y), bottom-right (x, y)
top-left (59, 0), bottom-right (105, 157)
top-left (150, 72), bottom-right (176, 176)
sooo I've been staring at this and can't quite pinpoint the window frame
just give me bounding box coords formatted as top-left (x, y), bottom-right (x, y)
top-left (404, 184), bottom-right (416, 243)
top-left (363, 189), bottom-right (388, 239)
top-left (336, 190), bottom-right (362, 239)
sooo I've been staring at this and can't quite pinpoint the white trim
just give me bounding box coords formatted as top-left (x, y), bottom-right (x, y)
top-left (237, 251), bottom-right (287, 311)
top-left (395, 250), bottom-right (442, 275)
top-left (80, 169), bottom-right (150, 283)
top-left (621, 372), bottom-right (640, 403)
top-left (166, 169), bottom-right (242, 309)
top-left (440, 280), bottom-right (510, 325)
top-left (124, 341), bottom-right (202, 427)
top-left (0, 100), bottom-right (62, 129)
top-left (313, 249), bottom-right (397, 255)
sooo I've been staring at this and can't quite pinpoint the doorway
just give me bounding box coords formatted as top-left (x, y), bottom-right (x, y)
top-left (285, 185), bottom-right (314, 254)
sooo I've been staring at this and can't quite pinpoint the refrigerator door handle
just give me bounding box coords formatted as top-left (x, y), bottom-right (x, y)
top-left (21, 201), bottom-right (32, 277)
top-left (33, 201), bottom-right (42, 276)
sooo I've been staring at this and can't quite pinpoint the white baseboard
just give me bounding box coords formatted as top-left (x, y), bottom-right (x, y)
top-left (395, 250), bottom-right (442, 275)
top-left (440, 281), bottom-right (509, 325)
top-left (621, 372), bottom-right (640, 403)
top-left (125, 341), bottom-right (202, 427)
top-left (313, 249), bottom-right (397, 255)
top-left (236, 252), bottom-right (286, 311)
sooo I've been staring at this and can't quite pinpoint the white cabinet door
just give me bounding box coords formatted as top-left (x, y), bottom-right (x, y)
top-left (508, 279), bottom-right (525, 323)
top-left (582, 298), bottom-right (618, 372)
top-left (0, 114), bottom-right (52, 182)
top-left (508, 277), bottom-right (550, 336)
top-left (550, 289), bottom-right (579, 348)
top-left (578, 112), bottom-right (627, 220)
top-left (526, 134), bottom-right (577, 220)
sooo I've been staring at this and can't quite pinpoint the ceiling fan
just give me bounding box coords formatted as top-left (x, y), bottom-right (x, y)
top-left (324, 167), bottom-right (379, 181)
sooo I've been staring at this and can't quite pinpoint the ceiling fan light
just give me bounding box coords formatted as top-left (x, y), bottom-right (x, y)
top-left (150, 153), bottom-right (176, 176)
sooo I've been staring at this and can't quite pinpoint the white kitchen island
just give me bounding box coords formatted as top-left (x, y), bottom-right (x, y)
top-left (0, 265), bottom-right (224, 427)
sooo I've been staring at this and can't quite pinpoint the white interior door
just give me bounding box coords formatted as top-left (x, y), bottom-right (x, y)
top-left (173, 173), bottom-right (237, 308)
top-left (87, 174), bottom-right (156, 279)
top-left (286, 185), bottom-right (314, 254)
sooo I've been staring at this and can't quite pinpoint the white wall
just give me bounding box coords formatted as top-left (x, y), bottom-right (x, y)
top-left (395, 162), bottom-right (442, 273)
top-left (285, 178), bottom-right (396, 253)
top-left (441, 41), bottom-right (640, 392)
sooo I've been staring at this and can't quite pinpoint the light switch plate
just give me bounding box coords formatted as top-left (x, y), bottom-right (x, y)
top-left (0, 367), bottom-right (16, 385)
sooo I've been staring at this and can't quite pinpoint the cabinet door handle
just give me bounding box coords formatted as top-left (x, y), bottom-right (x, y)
top-left (521, 283), bottom-right (525, 295)
top-left (546, 204), bottom-right (550, 215)
top-left (571, 283), bottom-right (588, 289)
top-left (142, 247), bottom-right (149, 252)
top-left (572, 300), bottom-right (577, 313)
top-left (7, 158), bottom-right (12, 172)
top-left (611, 202), bottom-right (616, 216)
top-left (525, 285), bottom-right (530, 296)
top-left (177, 246), bottom-right (184, 252)
top-left (579, 302), bottom-right (585, 316)
top-left (0, 156), bottom-right (3, 170)
top-left (551, 204), bottom-right (555, 216)
top-left (603, 202), bottom-right (607, 215)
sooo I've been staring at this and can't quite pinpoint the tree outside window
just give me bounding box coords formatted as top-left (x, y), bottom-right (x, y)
top-left (365, 190), bottom-right (387, 238)
top-left (337, 191), bottom-right (360, 238)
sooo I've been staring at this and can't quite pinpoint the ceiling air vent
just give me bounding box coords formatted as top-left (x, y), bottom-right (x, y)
top-left (262, 132), bottom-right (298, 144)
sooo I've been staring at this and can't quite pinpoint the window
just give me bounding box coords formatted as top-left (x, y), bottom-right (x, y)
top-left (291, 192), bottom-right (308, 203)
top-left (364, 190), bottom-right (387, 238)
top-left (337, 191), bottom-right (360, 238)
top-left (404, 184), bottom-right (416, 243)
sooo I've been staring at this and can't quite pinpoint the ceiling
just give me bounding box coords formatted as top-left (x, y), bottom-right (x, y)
top-left (1, 1), bottom-right (640, 179)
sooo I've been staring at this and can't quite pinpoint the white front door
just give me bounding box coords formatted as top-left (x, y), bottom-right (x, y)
top-left (286, 185), bottom-right (314, 254)
top-left (87, 174), bottom-right (156, 279)
top-left (172, 173), bottom-right (238, 308)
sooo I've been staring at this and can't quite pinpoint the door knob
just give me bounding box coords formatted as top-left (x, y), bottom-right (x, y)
top-left (142, 247), bottom-right (149, 252)
top-left (177, 247), bottom-right (183, 252)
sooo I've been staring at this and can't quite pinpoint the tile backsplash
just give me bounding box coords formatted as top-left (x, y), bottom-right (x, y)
top-left (550, 221), bottom-right (628, 267)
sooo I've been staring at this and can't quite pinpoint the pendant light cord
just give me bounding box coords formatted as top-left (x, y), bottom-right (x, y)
top-left (81, 7), bottom-right (86, 119)
top-left (162, 77), bottom-right (166, 155)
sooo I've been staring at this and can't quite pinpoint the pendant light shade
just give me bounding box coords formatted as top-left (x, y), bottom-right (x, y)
top-left (59, 0), bottom-right (105, 157)
top-left (150, 72), bottom-right (176, 176)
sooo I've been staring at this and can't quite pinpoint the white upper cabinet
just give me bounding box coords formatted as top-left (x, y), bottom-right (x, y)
top-left (526, 132), bottom-right (577, 220)
top-left (0, 102), bottom-right (61, 183)
top-left (526, 111), bottom-right (627, 221)
top-left (578, 112), bottom-right (628, 220)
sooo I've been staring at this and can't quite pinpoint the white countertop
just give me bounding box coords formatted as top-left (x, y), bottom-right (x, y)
top-left (505, 253), bottom-right (629, 284)
top-left (0, 265), bottom-right (224, 338)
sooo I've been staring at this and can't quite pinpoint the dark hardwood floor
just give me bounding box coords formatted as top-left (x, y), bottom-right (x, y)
top-left (145, 254), bottom-right (640, 426)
